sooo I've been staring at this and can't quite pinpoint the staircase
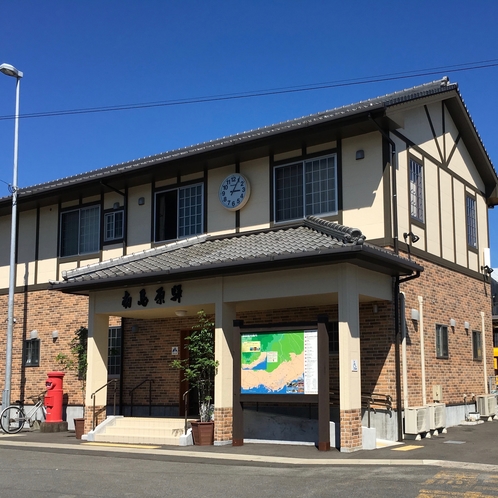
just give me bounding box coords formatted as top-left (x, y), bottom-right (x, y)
top-left (87, 416), bottom-right (193, 445)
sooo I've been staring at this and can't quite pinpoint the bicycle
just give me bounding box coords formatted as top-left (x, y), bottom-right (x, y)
top-left (0, 392), bottom-right (46, 434)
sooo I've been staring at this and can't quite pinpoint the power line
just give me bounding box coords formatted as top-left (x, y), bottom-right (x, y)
top-left (0, 59), bottom-right (497, 122)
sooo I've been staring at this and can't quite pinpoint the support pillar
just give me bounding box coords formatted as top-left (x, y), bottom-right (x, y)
top-left (338, 265), bottom-right (362, 452)
top-left (214, 287), bottom-right (236, 445)
top-left (85, 294), bottom-right (110, 432)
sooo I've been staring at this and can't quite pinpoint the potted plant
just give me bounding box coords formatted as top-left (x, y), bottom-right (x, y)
top-left (55, 326), bottom-right (88, 439)
top-left (172, 310), bottom-right (218, 445)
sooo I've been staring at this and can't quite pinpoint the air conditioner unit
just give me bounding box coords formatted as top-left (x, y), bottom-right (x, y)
top-left (404, 406), bottom-right (429, 434)
top-left (476, 395), bottom-right (497, 418)
top-left (427, 403), bottom-right (446, 431)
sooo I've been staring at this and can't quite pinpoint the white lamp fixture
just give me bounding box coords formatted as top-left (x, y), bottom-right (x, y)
top-left (449, 319), bottom-right (456, 328)
top-left (411, 309), bottom-right (420, 321)
top-left (464, 321), bottom-right (470, 330)
top-left (30, 330), bottom-right (38, 340)
top-left (52, 330), bottom-right (59, 339)
top-left (175, 310), bottom-right (187, 317)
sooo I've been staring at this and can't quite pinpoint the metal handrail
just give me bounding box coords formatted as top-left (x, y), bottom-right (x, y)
top-left (183, 389), bottom-right (191, 434)
top-left (129, 378), bottom-right (155, 417)
top-left (329, 391), bottom-right (392, 428)
top-left (90, 379), bottom-right (118, 430)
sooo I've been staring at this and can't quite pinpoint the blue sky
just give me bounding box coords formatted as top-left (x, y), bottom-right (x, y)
top-left (1, 1), bottom-right (497, 268)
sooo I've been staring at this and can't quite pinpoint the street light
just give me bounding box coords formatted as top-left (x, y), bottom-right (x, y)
top-left (1, 63), bottom-right (23, 410)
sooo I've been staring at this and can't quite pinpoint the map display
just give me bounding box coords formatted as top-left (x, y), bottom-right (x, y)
top-left (241, 330), bottom-right (318, 395)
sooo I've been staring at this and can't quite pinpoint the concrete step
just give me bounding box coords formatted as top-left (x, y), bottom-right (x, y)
top-left (89, 416), bottom-right (193, 446)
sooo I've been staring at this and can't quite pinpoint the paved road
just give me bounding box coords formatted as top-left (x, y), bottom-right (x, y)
top-left (0, 420), bottom-right (498, 497)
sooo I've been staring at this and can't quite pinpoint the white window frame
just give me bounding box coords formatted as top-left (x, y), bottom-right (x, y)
top-left (60, 205), bottom-right (100, 257)
top-left (155, 183), bottom-right (204, 242)
top-left (104, 210), bottom-right (124, 242)
top-left (409, 158), bottom-right (424, 222)
top-left (274, 154), bottom-right (338, 223)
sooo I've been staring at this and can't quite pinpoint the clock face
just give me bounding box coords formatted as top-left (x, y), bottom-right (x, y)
top-left (218, 173), bottom-right (251, 211)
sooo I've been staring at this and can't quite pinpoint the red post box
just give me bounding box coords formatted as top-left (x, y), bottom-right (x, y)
top-left (45, 371), bottom-right (65, 423)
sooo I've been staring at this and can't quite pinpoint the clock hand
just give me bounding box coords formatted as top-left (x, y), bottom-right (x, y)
top-left (230, 177), bottom-right (240, 195)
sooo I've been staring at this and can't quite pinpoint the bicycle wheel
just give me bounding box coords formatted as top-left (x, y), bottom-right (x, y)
top-left (0, 406), bottom-right (26, 434)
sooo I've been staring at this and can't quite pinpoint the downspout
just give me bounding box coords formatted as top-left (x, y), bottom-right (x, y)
top-left (400, 293), bottom-right (409, 412)
top-left (369, 113), bottom-right (404, 440)
top-left (481, 311), bottom-right (489, 393)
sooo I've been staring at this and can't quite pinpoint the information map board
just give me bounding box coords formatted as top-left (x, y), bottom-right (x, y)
top-left (240, 330), bottom-right (318, 395)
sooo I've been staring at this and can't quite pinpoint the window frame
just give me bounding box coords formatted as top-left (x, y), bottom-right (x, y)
top-left (466, 194), bottom-right (478, 250)
top-left (24, 339), bottom-right (40, 367)
top-left (59, 203), bottom-right (101, 257)
top-left (409, 157), bottom-right (424, 223)
top-left (435, 324), bottom-right (449, 359)
top-left (472, 330), bottom-right (482, 361)
top-left (108, 326), bottom-right (122, 377)
top-left (273, 153), bottom-right (338, 224)
top-left (154, 182), bottom-right (204, 243)
top-left (103, 208), bottom-right (125, 244)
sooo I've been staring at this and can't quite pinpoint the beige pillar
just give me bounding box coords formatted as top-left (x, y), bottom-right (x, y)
top-left (85, 294), bottom-right (110, 423)
top-left (338, 264), bottom-right (362, 451)
top-left (213, 279), bottom-right (236, 443)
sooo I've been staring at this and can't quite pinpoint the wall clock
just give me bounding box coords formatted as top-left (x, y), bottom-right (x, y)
top-left (218, 173), bottom-right (251, 211)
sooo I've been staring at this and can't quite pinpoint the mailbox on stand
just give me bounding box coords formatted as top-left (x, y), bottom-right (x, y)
top-left (40, 371), bottom-right (68, 433)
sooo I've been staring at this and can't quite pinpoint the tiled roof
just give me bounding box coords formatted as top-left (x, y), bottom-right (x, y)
top-left (12, 78), bottom-right (462, 200)
top-left (51, 217), bottom-right (421, 290)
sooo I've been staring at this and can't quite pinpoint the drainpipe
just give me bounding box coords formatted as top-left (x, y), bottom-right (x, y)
top-left (400, 293), bottom-right (409, 411)
top-left (369, 114), bottom-right (406, 440)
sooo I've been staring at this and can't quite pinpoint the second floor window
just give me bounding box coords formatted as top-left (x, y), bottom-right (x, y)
top-left (155, 183), bottom-right (204, 242)
top-left (409, 158), bottom-right (424, 222)
top-left (274, 154), bottom-right (337, 223)
top-left (104, 210), bottom-right (124, 242)
top-left (60, 205), bottom-right (100, 257)
top-left (466, 195), bottom-right (477, 249)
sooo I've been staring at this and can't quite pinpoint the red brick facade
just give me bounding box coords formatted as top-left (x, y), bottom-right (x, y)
top-left (0, 251), bottom-right (493, 446)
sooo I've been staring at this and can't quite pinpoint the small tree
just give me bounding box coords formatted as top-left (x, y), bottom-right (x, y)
top-left (55, 326), bottom-right (88, 394)
top-left (172, 310), bottom-right (218, 422)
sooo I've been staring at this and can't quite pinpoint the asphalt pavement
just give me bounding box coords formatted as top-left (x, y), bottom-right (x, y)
top-left (0, 419), bottom-right (497, 471)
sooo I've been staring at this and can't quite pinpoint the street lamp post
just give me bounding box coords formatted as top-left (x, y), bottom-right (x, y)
top-left (1, 63), bottom-right (23, 410)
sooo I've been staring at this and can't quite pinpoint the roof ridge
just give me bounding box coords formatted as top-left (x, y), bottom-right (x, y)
top-left (10, 77), bottom-right (466, 200)
top-left (305, 216), bottom-right (365, 244)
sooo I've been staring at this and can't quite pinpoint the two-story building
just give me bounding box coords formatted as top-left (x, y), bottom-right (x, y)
top-left (1, 77), bottom-right (497, 451)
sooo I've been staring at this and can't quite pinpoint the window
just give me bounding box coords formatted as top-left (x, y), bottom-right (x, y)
top-left (60, 205), bottom-right (100, 257)
top-left (104, 210), bottom-right (124, 242)
top-left (409, 158), bottom-right (424, 222)
top-left (155, 183), bottom-right (204, 242)
top-left (274, 154), bottom-right (337, 223)
top-left (435, 324), bottom-right (448, 359)
top-left (327, 321), bottom-right (339, 354)
top-left (24, 339), bottom-right (40, 367)
top-left (466, 195), bottom-right (477, 249)
top-left (472, 330), bottom-right (482, 360)
top-left (108, 326), bottom-right (122, 376)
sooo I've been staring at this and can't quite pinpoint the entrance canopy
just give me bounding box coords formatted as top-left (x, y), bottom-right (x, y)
top-left (50, 216), bottom-right (422, 296)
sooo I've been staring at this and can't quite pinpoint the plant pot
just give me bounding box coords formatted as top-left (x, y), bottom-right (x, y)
top-left (74, 418), bottom-right (85, 439)
top-left (191, 420), bottom-right (214, 445)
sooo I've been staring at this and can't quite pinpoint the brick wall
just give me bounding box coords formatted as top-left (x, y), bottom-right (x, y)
top-left (0, 289), bottom-right (89, 405)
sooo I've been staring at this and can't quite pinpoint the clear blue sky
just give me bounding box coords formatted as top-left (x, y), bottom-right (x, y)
top-left (1, 1), bottom-right (497, 268)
